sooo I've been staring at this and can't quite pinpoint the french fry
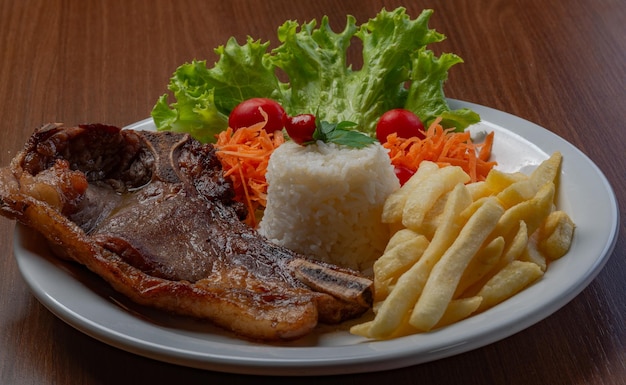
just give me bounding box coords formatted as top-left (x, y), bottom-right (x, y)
top-left (458, 196), bottom-right (491, 223)
top-left (495, 152), bottom-right (561, 209)
top-left (352, 313), bottom-right (418, 340)
top-left (476, 260), bottom-right (544, 312)
top-left (402, 166), bottom-right (470, 230)
top-left (500, 220), bottom-right (529, 263)
top-left (382, 161), bottom-right (439, 224)
top-left (520, 234), bottom-right (547, 271)
top-left (494, 181), bottom-right (555, 242)
top-left (351, 296), bottom-right (483, 339)
top-left (496, 179), bottom-right (537, 209)
top-left (529, 152), bottom-right (562, 189)
top-left (486, 168), bottom-right (528, 191)
top-left (419, 190), bottom-right (450, 239)
top-left (410, 197), bottom-right (504, 331)
top-left (467, 169), bottom-right (529, 202)
top-left (383, 228), bottom-right (422, 253)
top-left (390, 297), bottom-right (484, 338)
top-left (454, 236), bottom-right (505, 298)
top-left (366, 183), bottom-right (472, 339)
top-left (465, 180), bottom-right (488, 201)
top-left (372, 300), bottom-right (384, 314)
top-left (536, 210), bottom-right (575, 260)
top-left (374, 233), bottom-right (429, 301)
top-left (462, 220), bottom-right (531, 298)
top-left (350, 320), bottom-right (374, 338)
top-left (434, 296), bottom-right (483, 328)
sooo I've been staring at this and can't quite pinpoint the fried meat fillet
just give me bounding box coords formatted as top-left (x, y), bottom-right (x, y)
top-left (0, 123), bottom-right (373, 341)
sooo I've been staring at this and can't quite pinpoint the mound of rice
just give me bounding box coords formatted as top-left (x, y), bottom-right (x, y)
top-left (258, 140), bottom-right (400, 272)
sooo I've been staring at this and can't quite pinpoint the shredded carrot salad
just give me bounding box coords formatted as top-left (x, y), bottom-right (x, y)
top-left (383, 117), bottom-right (496, 183)
top-left (215, 120), bottom-right (285, 227)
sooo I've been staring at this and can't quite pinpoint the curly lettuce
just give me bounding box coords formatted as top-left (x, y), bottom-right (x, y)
top-left (152, 7), bottom-right (479, 143)
top-left (405, 48), bottom-right (480, 129)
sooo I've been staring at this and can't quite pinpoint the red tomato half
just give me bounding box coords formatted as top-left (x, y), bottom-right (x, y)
top-left (229, 98), bottom-right (286, 133)
top-left (285, 114), bottom-right (316, 145)
top-left (376, 109), bottom-right (425, 143)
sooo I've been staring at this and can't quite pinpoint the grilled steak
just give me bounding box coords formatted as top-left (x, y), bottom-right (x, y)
top-left (0, 123), bottom-right (373, 341)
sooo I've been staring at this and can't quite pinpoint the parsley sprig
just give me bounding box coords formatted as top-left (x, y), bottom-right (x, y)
top-left (309, 120), bottom-right (376, 149)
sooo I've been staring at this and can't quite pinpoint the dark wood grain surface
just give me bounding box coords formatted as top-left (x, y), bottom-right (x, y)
top-left (1, 1), bottom-right (624, 384)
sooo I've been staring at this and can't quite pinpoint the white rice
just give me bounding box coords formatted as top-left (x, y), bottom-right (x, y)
top-left (258, 140), bottom-right (400, 272)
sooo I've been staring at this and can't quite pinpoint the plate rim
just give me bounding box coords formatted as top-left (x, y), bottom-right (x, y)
top-left (12, 99), bottom-right (620, 376)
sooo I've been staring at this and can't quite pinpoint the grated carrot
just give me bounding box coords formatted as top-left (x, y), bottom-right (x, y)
top-left (214, 114), bottom-right (285, 228)
top-left (383, 117), bottom-right (497, 183)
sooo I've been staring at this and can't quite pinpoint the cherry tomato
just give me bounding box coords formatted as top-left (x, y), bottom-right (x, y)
top-left (376, 109), bottom-right (425, 143)
top-left (394, 166), bottom-right (416, 186)
top-left (285, 114), bottom-right (316, 145)
top-left (228, 98), bottom-right (286, 133)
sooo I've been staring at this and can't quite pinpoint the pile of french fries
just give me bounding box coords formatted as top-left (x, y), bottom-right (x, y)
top-left (351, 152), bottom-right (575, 340)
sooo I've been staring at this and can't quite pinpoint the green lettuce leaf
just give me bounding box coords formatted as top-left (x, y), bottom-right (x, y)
top-left (351, 8), bottom-right (446, 134)
top-left (151, 38), bottom-right (286, 142)
top-left (404, 48), bottom-right (480, 130)
top-left (209, 37), bottom-right (286, 112)
top-left (151, 7), bottom-right (479, 142)
top-left (151, 62), bottom-right (228, 143)
top-left (271, 8), bottom-right (447, 135)
top-left (271, 15), bottom-right (359, 119)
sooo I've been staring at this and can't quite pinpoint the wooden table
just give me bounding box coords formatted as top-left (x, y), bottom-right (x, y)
top-left (1, 0), bottom-right (624, 383)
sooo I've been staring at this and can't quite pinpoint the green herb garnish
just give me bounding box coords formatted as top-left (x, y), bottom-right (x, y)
top-left (310, 120), bottom-right (376, 148)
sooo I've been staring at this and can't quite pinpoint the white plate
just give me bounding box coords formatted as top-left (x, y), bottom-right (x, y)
top-left (13, 100), bottom-right (619, 376)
